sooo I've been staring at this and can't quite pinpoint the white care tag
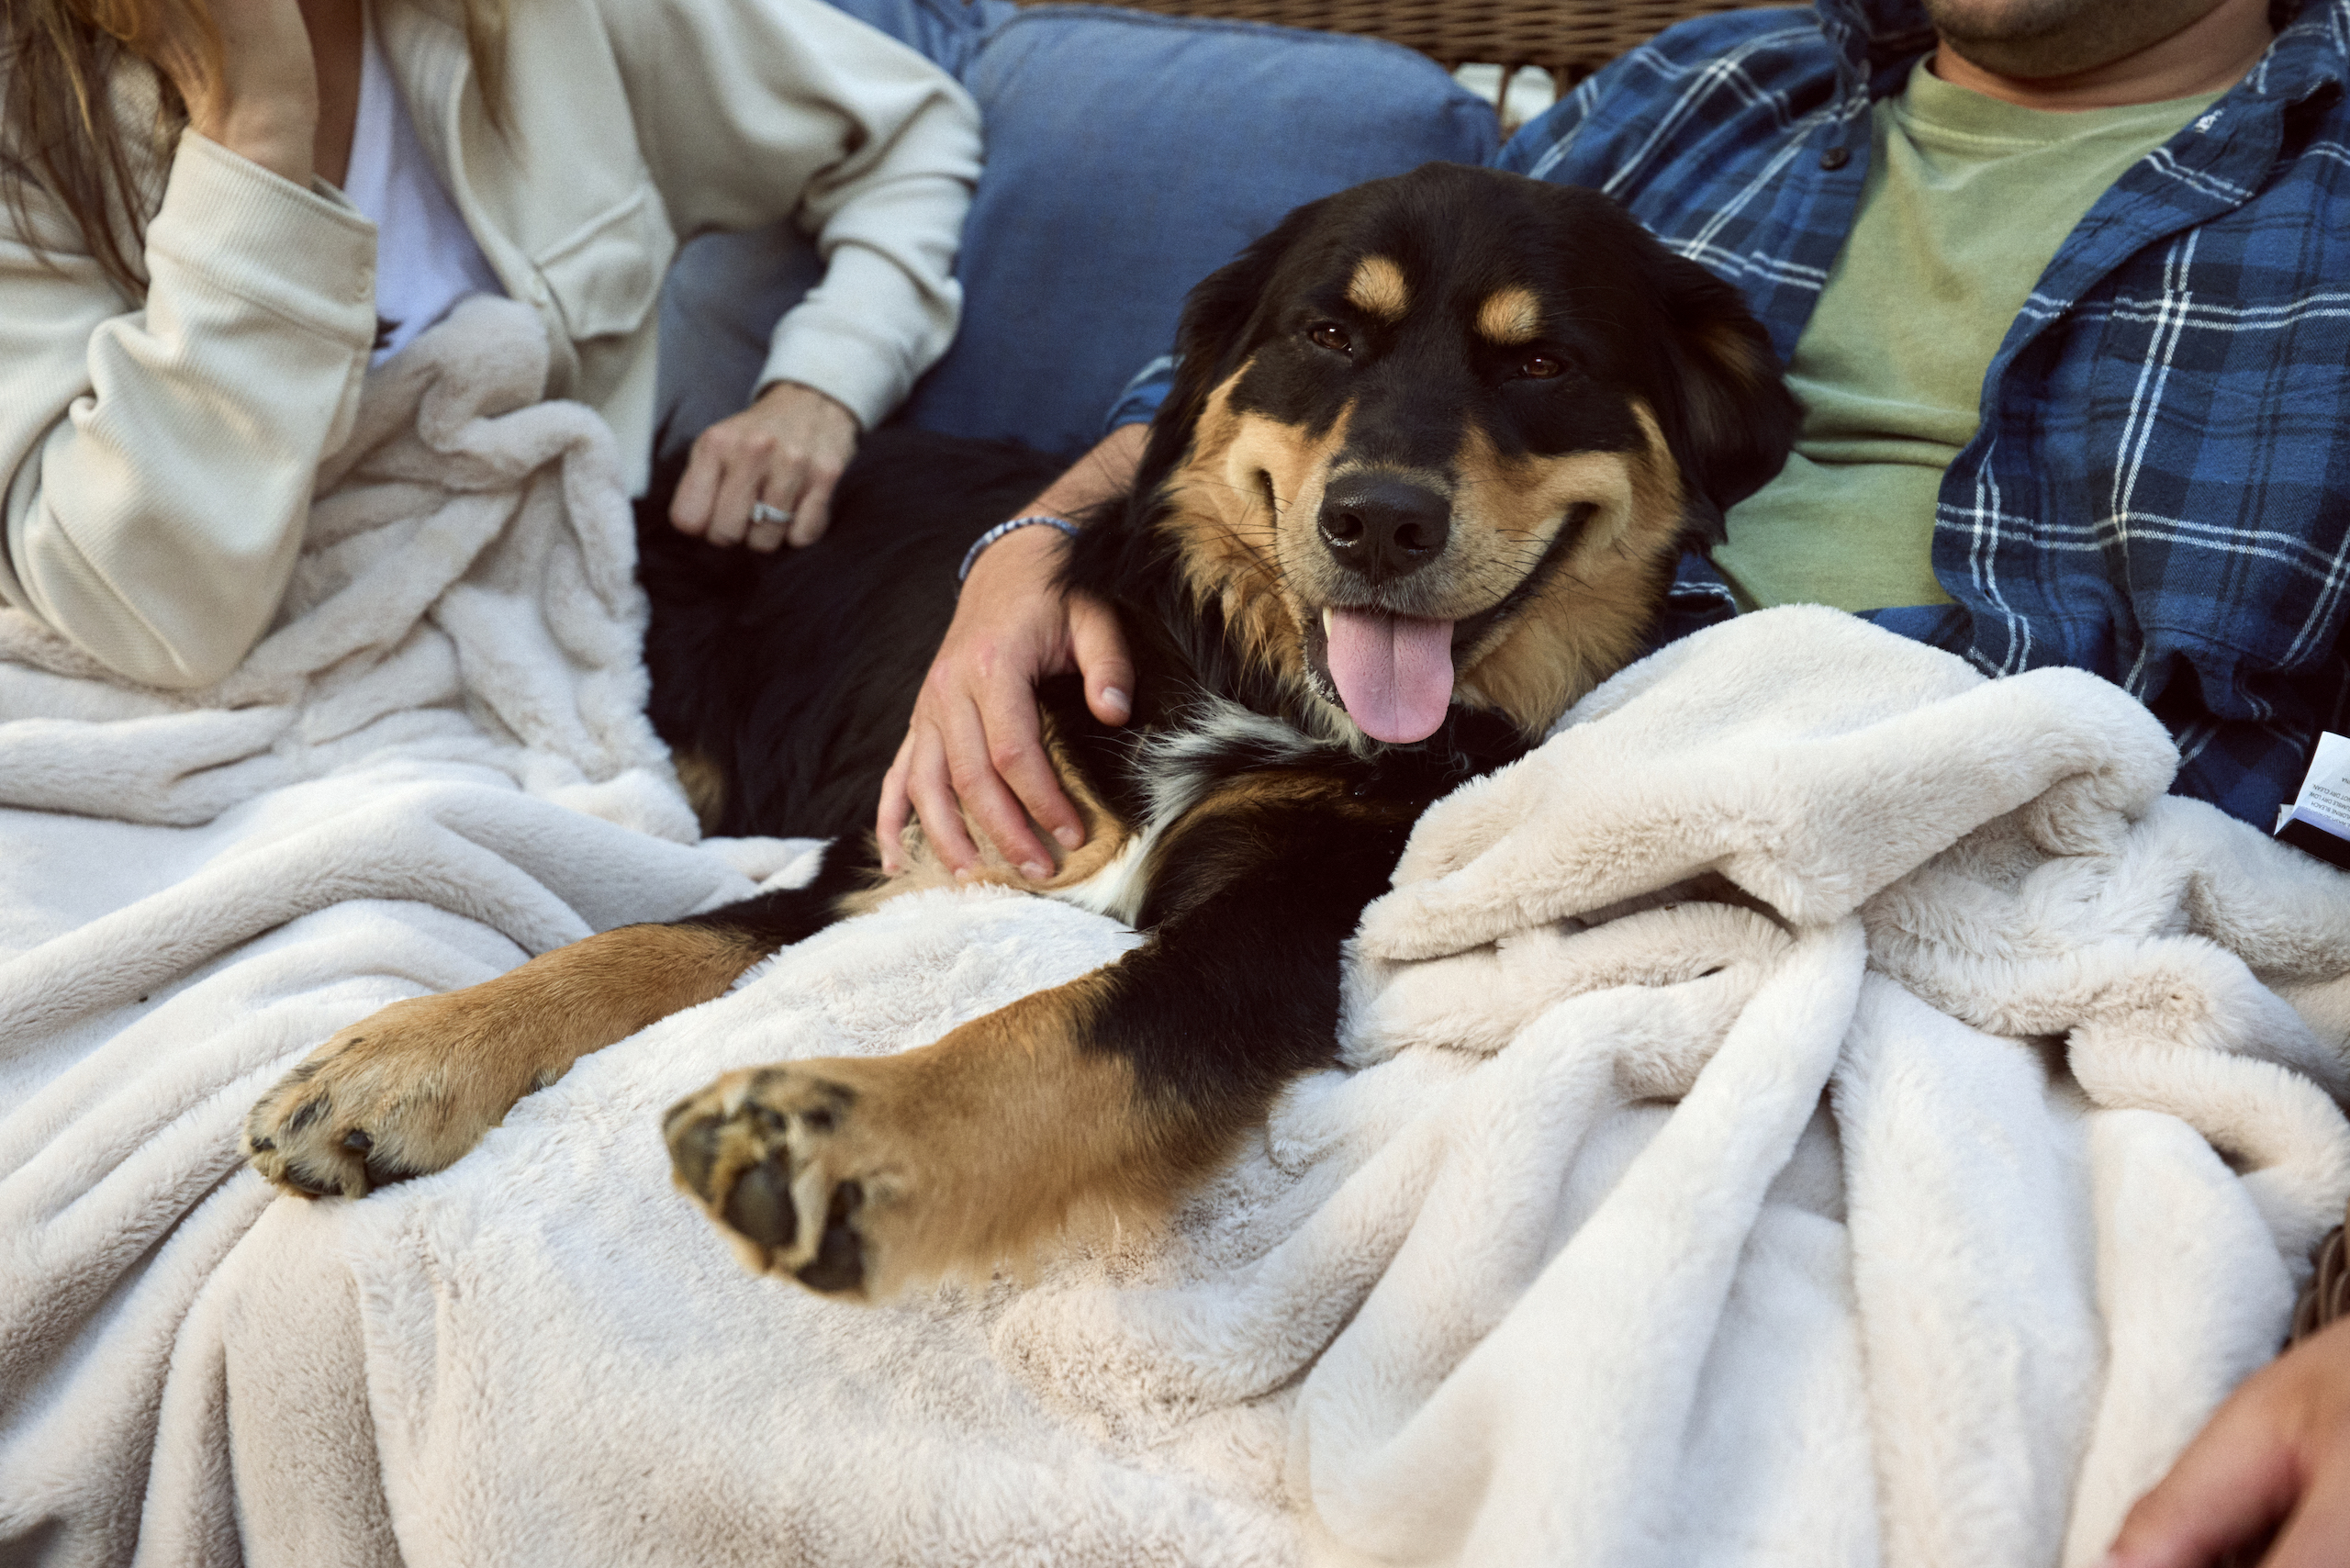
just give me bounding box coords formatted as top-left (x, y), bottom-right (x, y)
top-left (2277, 731), bottom-right (2350, 868)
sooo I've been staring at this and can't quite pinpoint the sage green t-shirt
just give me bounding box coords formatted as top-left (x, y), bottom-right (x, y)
top-left (1712, 61), bottom-right (2222, 612)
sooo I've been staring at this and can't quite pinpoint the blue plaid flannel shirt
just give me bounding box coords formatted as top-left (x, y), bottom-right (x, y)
top-left (1111, 0), bottom-right (2350, 828)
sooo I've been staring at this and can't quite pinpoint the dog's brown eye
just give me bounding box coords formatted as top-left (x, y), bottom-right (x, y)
top-left (1309, 322), bottom-right (1352, 355)
top-left (1521, 353), bottom-right (1563, 379)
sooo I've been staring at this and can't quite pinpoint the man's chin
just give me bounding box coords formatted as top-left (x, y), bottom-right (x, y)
top-left (1922, 0), bottom-right (2233, 83)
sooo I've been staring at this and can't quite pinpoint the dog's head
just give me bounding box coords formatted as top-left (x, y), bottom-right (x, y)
top-left (1142, 162), bottom-right (1798, 745)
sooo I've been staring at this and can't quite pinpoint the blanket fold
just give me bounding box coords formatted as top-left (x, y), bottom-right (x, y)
top-left (0, 297), bottom-right (686, 838)
top-left (0, 301), bottom-right (800, 1566)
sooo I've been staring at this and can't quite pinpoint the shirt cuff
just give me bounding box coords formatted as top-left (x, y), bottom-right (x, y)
top-left (147, 131), bottom-right (379, 347)
top-left (1104, 354), bottom-right (1176, 432)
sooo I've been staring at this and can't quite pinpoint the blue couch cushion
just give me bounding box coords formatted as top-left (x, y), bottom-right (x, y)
top-left (898, 6), bottom-right (1498, 456)
top-left (812, 0), bottom-right (999, 77)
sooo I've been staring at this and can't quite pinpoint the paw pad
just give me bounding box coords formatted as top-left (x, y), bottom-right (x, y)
top-left (665, 1072), bottom-right (873, 1298)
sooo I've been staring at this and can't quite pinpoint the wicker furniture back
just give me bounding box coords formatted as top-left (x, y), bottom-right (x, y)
top-left (1013, 0), bottom-right (1766, 80)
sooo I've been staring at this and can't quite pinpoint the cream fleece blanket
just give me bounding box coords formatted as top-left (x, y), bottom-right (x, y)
top-left (0, 298), bottom-right (812, 1565)
top-left (6, 299), bottom-right (2350, 1563)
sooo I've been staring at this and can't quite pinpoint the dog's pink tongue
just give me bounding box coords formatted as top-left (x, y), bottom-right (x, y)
top-left (1324, 609), bottom-right (1455, 744)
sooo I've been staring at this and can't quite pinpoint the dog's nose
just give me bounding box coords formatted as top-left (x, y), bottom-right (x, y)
top-left (1316, 477), bottom-right (1450, 581)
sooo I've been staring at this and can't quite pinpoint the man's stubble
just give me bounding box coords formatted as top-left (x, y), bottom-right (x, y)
top-left (1922, 0), bottom-right (2242, 79)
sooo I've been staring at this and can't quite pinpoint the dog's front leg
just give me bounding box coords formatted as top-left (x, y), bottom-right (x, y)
top-left (243, 842), bottom-right (874, 1198)
top-left (666, 783), bottom-right (1416, 1299)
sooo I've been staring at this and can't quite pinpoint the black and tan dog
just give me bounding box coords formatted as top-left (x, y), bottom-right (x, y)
top-left (241, 163), bottom-right (1797, 1300)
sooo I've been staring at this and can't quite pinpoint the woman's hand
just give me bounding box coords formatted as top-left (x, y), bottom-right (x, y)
top-left (2106, 1314), bottom-right (2350, 1567)
top-left (875, 423), bottom-right (1148, 879)
top-left (669, 381), bottom-right (859, 551)
top-left (155, 0), bottom-right (323, 186)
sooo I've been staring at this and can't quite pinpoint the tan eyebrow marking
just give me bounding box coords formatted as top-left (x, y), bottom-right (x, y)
top-left (1476, 286), bottom-right (1543, 345)
top-left (1345, 256), bottom-right (1410, 322)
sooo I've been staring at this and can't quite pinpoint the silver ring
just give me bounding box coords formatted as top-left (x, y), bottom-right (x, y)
top-left (749, 500), bottom-right (794, 529)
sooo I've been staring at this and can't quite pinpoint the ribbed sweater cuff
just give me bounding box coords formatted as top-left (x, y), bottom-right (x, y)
top-left (756, 241), bottom-right (957, 430)
top-left (758, 316), bottom-right (902, 433)
top-left (149, 132), bottom-right (379, 347)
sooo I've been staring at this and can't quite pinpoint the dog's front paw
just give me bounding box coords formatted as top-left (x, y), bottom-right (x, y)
top-left (243, 991), bottom-right (572, 1198)
top-left (665, 1063), bottom-right (925, 1300)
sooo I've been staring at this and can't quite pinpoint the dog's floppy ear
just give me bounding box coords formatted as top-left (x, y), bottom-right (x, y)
top-left (1648, 253), bottom-right (1801, 546)
top-left (1138, 200), bottom-right (1327, 482)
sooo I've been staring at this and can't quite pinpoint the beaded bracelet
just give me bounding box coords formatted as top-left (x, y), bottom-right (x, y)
top-left (957, 514), bottom-right (1081, 583)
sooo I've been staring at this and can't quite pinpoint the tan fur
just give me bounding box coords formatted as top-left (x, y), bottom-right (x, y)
top-left (1689, 318), bottom-right (1769, 387)
top-left (243, 923), bottom-right (771, 1198)
top-left (1345, 255), bottom-right (1410, 321)
top-left (1680, 318), bottom-right (1779, 467)
top-left (1450, 437), bottom-right (1636, 555)
top-left (672, 748), bottom-right (728, 835)
top-left (666, 972), bottom-right (1209, 1299)
top-left (1154, 368), bottom-right (1348, 714)
top-left (1475, 286), bottom-right (1542, 345)
top-left (1455, 404), bottom-right (1688, 734)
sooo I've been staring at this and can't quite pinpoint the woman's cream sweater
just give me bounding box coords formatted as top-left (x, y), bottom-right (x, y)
top-left (0, 0), bottom-right (979, 689)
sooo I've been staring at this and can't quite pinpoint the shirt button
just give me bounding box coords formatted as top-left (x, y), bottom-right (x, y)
top-left (1819, 145), bottom-right (1852, 171)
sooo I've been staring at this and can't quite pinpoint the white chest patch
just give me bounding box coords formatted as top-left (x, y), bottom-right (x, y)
top-left (1039, 699), bottom-right (1329, 930)
top-left (1044, 826), bottom-right (1161, 929)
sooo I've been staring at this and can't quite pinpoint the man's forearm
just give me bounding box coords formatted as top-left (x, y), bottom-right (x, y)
top-left (1025, 422), bottom-right (1148, 523)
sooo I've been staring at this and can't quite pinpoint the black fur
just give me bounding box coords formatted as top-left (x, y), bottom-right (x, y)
top-left (637, 429), bottom-right (1065, 842)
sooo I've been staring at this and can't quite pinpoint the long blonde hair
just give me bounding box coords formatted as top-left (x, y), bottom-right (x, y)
top-left (2, 0), bottom-right (507, 299)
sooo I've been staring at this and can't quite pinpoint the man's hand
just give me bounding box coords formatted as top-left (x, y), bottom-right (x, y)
top-left (2106, 1315), bottom-right (2350, 1567)
top-left (876, 525), bottom-right (1133, 879)
top-left (876, 423), bottom-right (1148, 879)
top-left (670, 381), bottom-right (858, 551)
